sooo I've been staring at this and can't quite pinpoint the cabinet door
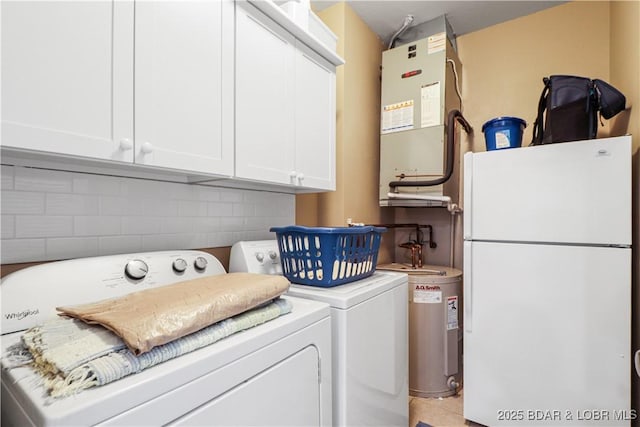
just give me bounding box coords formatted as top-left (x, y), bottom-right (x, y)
top-left (235, 2), bottom-right (296, 185)
top-left (1, 1), bottom-right (134, 162)
top-left (294, 44), bottom-right (336, 191)
top-left (134, 0), bottom-right (233, 176)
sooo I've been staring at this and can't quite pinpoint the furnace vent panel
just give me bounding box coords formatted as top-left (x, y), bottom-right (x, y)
top-left (380, 17), bottom-right (462, 207)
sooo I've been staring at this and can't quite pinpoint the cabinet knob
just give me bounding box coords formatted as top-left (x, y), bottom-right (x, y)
top-left (119, 138), bottom-right (133, 151)
top-left (297, 172), bottom-right (305, 182)
top-left (141, 142), bottom-right (154, 154)
top-left (289, 171), bottom-right (297, 178)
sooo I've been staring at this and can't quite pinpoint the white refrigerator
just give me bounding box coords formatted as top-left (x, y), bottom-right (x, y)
top-left (463, 135), bottom-right (632, 426)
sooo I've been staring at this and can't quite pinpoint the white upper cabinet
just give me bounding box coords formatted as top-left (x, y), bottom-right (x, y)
top-left (1, 1), bottom-right (134, 162)
top-left (2, 0), bottom-right (233, 177)
top-left (2, 0), bottom-right (339, 192)
top-left (134, 1), bottom-right (233, 176)
top-left (294, 44), bottom-right (336, 191)
top-left (235, 2), bottom-right (337, 191)
top-left (235, 3), bottom-right (296, 186)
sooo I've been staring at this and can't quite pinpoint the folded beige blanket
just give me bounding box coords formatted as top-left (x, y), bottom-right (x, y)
top-left (57, 273), bottom-right (290, 355)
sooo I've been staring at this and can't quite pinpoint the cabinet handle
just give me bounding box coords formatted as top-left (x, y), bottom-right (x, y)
top-left (141, 142), bottom-right (154, 154)
top-left (119, 138), bottom-right (133, 151)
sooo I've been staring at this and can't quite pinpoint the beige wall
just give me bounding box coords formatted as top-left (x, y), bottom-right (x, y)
top-left (610, 1), bottom-right (640, 148)
top-left (457, 1), bottom-right (612, 152)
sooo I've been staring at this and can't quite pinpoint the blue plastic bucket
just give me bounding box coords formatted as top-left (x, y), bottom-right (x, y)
top-left (482, 117), bottom-right (527, 150)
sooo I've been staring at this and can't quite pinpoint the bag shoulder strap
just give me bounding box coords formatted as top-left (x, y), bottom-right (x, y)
top-left (530, 77), bottom-right (550, 146)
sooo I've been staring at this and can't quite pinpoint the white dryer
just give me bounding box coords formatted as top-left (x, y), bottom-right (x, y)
top-left (1, 251), bottom-right (332, 426)
top-left (230, 241), bottom-right (409, 426)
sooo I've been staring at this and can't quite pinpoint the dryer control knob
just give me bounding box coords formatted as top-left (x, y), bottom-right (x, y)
top-left (268, 250), bottom-right (278, 260)
top-left (255, 252), bottom-right (265, 263)
top-left (172, 258), bottom-right (188, 273)
top-left (194, 256), bottom-right (208, 271)
top-left (125, 259), bottom-right (149, 280)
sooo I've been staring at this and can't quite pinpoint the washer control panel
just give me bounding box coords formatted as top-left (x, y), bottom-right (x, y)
top-left (1, 250), bottom-right (226, 335)
top-left (229, 240), bottom-right (282, 275)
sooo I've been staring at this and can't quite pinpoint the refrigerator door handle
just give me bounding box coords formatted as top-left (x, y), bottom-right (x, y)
top-left (463, 152), bottom-right (473, 239)
top-left (463, 241), bottom-right (472, 332)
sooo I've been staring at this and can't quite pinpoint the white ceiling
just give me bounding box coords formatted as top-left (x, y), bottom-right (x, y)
top-left (311, 1), bottom-right (567, 45)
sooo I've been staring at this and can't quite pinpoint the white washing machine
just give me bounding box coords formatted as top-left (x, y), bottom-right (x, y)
top-left (230, 241), bottom-right (409, 426)
top-left (1, 251), bottom-right (332, 426)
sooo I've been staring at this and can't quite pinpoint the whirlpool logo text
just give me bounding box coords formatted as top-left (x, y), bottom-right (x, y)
top-left (4, 309), bottom-right (39, 321)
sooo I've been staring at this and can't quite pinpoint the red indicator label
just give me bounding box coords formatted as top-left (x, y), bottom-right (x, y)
top-left (401, 70), bottom-right (422, 79)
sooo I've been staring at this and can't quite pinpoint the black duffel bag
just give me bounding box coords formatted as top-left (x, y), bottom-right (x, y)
top-left (531, 75), bottom-right (626, 145)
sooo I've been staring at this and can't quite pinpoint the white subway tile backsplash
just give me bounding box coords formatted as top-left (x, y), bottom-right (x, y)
top-left (1, 166), bottom-right (15, 190)
top-left (99, 235), bottom-right (142, 255)
top-left (219, 189), bottom-right (243, 203)
top-left (190, 217), bottom-right (221, 233)
top-left (119, 178), bottom-right (162, 197)
top-left (121, 198), bottom-right (147, 216)
top-left (16, 216), bottom-right (73, 238)
top-left (219, 217), bottom-right (245, 231)
top-left (146, 200), bottom-right (179, 217)
top-left (208, 202), bottom-right (233, 216)
top-left (1, 191), bottom-right (45, 214)
top-left (47, 237), bottom-right (99, 260)
top-left (208, 231), bottom-right (235, 247)
top-left (1, 168), bottom-right (295, 264)
top-left (233, 203), bottom-right (256, 217)
top-left (74, 216), bottom-right (121, 236)
top-left (161, 217), bottom-right (194, 234)
top-left (178, 200), bottom-right (208, 217)
top-left (142, 234), bottom-right (195, 252)
top-left (14, 167), bottom-right (72, 193)
top-left (1, 239), bottom-right (46, 263)
top-left (195, 187), bottom-right (221, 202)
top-left (46, 193), bottom-right (99, 215)
top-left (121, 216), bottom-right (163, 235)
top-left (99, 196), bottom-right (128, 216)
top-left (2, 216), bottom-right (15, 239)
top-left (244, 216), bottom-right (269, 231)
top-left (73, 175), bottom-right (120, 195)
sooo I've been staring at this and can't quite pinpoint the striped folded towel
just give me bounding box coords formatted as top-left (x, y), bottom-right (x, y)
top-left (4, 298), bottom-right (292, 398)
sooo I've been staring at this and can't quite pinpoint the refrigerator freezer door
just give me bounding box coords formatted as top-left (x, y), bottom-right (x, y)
top-left (463, 136), bottom-right (631, 246)
top-left (463, 241), bottom-right (631, 426)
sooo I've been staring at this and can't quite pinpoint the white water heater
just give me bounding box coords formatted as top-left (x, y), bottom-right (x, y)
top-left (379, 16), bottom-right (465, 207)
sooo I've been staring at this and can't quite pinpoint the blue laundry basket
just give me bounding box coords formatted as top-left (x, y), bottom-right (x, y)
top-left (270, 225), bottom-right (386, 287)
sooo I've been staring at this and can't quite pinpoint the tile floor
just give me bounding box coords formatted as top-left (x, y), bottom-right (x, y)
top-left (409, 390), bottom-right (484, 427)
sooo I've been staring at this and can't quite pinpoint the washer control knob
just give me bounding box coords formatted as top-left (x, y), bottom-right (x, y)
top-left (194, 256), bottom-right (208, 271)
top-left (125, 259), bottom-right (149, 280)
top-left (268, 250), bottom-right (278, 260)
top-left (255, 252), bottom-right (265, 263)
top-left (172, 258), bottom-right (188, 273)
